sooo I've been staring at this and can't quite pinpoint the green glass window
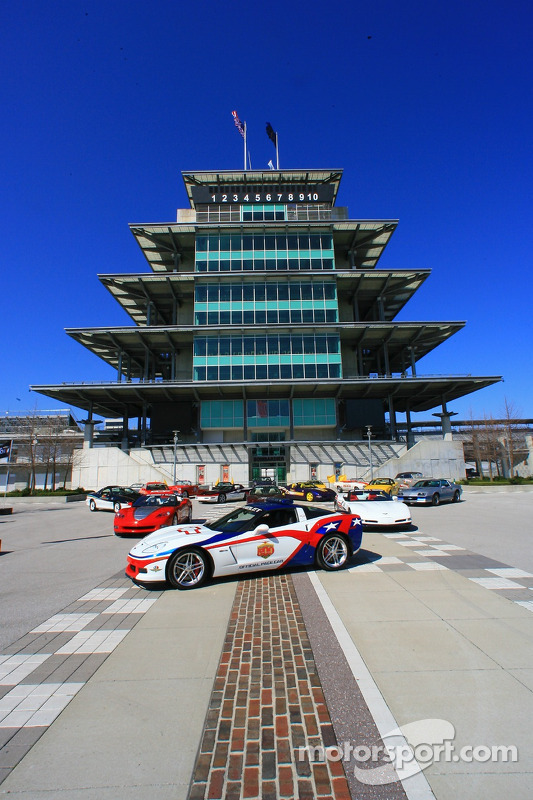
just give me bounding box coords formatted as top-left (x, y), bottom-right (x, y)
top-left (195, 232), bottom-right (334, 272)
top-left (194, 280), bottom-right (338, 325)
top-left (247, 399), bottom-right (290, 428)
top-left (200, 400), bottom-right (244, 429)
top-left (193, 334), bottom-right (342, 381)
top-left (292, 398), bottom-right (336, 427)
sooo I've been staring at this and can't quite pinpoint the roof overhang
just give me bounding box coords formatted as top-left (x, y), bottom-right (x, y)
top-left (181, 169), bottom-right (343, 208)
top-left (128, 219), bottom-right (398, 272)
top-left (31, 375), bottom-right (502, 418)
top-left (64, 321), bottom-right (464, 377)
top-left (98, 269), bottom-right (431, 326)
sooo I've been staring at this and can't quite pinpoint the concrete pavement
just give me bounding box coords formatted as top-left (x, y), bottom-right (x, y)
top-left (1, 506), bottom-right (533, 798)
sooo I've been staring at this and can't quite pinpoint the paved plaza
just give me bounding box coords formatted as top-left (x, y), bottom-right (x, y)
top-left (1, 491), bottom-right (533, 798)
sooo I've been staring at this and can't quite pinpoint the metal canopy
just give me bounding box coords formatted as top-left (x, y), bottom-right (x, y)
top-left (64, 320), bottom-right (464, 378)
top-left (31, 374), bottom-right (502, 418)
top-left (128, 219), bottom-right (398, 273)
top-left (181, 169), bottom-right (344, 208)
top-left (98, 269), bottom-right (431, 327)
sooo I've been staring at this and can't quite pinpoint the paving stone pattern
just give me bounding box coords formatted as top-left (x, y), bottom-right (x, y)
top-left (379, 532), bottom-right (533, 607)
top-left (0, 573), bottom-right (163, 785)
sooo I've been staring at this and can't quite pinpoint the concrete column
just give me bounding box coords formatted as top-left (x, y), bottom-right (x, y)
top-left (383, 342), bottom-right (391, 376)
top-left (243, 400), bottom-right (248, 442)
top-left (141, 404), bottom-right (148, 446)
top-left (289, 399), bottom-right (294, 441)
top-left (409, 347), bottom-right (417, 377)
top-left (405, 404), bottom-right (415, 449)
top-left (83, 421), bottom-right (95, 449)
top-left (388, 394), bottom-right (397, 440)
top-left (433, 405), bottom-right (458, 441)
top-left (121, 407), bottom-right (129, 451)
top-left (82, 403), bottom-right (95, 449)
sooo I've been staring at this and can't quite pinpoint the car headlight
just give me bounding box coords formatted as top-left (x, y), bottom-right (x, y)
top-left (142, 541), bottom-right (168, 553)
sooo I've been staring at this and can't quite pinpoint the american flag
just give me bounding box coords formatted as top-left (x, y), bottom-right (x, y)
top-left (232, 110), bottom-right (245, 138)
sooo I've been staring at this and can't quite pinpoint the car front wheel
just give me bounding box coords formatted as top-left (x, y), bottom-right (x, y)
top-left (316, 533), bottom-right (350, 571)
top-left (217, 493), bottom-right (226, 503)
top-left (113, 502), bottom-right (121, 513)
top-left (431, 493), bottom-right (440, 506)
top-left (452, 491), bottom-right (460, 503)
top-left (89, 499), bottom-right (97, 511)
top-left (167, 548), bottom-right (209, 590)
top-left (306, 492), bottom-right (314, 502)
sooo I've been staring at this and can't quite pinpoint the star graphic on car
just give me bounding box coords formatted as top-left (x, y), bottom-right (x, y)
top-left (323, 521), bottom-right (340, 531)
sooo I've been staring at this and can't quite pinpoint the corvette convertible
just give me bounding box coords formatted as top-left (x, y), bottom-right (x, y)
top-left (335, 490), bottom-right (412, 529)
top-left (125, 498), bottom-right (362, 590)
top-left (282, 482), bottom-right (337, 502)
top-left (114, 492), bottom-right (192, 537)
top-left (86, 485), bottom-right (140, 513)
top-left (196, 482), bottom-right (249, 503)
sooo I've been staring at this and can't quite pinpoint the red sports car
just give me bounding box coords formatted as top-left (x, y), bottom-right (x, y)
top-left (167, 480), bottom-right (198, 498)
top-left (114, 493), bottom-right (192, 537)
top-left (138, 482), bottom-right (170, 495)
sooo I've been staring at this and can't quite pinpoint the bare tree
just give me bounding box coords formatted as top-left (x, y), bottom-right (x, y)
top-left (500, 397), bottom-right (522, 478)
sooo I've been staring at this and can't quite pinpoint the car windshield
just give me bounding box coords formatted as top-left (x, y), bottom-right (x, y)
top-left (133, 495), bottom-right (175, 508)
top-left (412, 480), bottom-right (440, 488)
top-left (350, 491), bottom-right (391, 501)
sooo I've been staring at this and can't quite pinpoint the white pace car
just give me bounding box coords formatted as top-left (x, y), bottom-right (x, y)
top-left (126, 498), bottom-right (363, 590)
top-left (335, 490), bottom-right (412, 529)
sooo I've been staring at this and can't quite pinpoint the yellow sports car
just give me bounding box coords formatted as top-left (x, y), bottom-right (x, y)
top-left (364, 477), bottom-right (398, 495)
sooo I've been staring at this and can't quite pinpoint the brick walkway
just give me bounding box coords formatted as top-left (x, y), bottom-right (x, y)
top-left (187, 571), bottom-right (390, 800)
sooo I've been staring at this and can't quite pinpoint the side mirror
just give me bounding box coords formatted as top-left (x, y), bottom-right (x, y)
top-left (254, 524), bottom-right (270, 537)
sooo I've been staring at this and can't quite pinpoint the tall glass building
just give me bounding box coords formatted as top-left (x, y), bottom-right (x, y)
top-left (32, 168), bottom-right (500, 484)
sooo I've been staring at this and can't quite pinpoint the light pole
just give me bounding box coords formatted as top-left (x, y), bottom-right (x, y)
top-left (172, 430), bottom-right (180, 484)
top-left (366, 425), bottom-right (374, 481)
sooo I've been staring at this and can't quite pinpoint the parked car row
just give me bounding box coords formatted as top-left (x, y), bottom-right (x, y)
top-left (83, 472), bottom-right (464, 593)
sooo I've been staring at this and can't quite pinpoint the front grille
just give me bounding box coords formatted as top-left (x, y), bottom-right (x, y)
top-left (124, 526), bottom-right (153, 532)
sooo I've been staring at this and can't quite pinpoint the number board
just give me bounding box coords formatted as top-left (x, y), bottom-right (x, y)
top-left (191, 185), bottom-right (335, 205)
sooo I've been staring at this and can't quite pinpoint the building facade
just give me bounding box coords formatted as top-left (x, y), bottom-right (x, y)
top-left (32, 168), bottom-right (500, 485)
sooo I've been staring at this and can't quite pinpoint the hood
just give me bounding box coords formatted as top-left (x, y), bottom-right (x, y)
top-left (345, 499), bottom-right (409, 513)
top-left (129, 523), bottom-right (212, 558)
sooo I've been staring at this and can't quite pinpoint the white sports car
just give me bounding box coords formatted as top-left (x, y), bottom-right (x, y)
top-left (126, 498), bottom-right (363, 590)
top-left (335, 490), bottom-right (412, 529)
top-left (333, 478), bottom-right (368, 493)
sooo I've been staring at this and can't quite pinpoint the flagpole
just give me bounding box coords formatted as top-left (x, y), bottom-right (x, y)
top-left (276, 134), bottom-right (279, 170)
top-left (244, 122), bottom-right (247, 171)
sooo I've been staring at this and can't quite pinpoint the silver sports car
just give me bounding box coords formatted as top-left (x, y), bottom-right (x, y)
top-left (397, 479), bottom-right (462, 506)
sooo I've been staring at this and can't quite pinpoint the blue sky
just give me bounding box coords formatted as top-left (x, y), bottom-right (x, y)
top-left (2, 0), bottom-right (532, 422)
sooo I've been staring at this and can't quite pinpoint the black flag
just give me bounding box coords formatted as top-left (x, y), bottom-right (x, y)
top-left (266, 122), bottom-right (277, 147)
